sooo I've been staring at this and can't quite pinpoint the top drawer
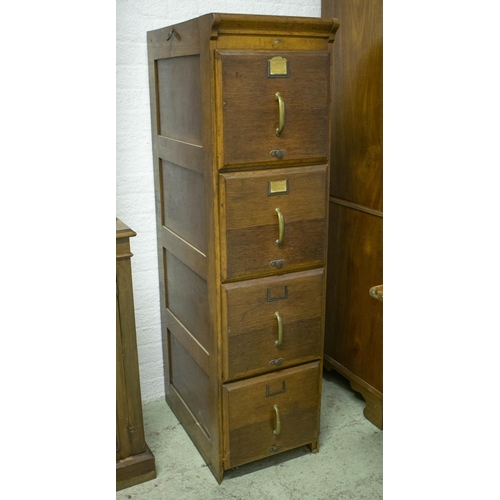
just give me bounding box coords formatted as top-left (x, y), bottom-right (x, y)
top-left (216, 50), bottom-right (330, 168)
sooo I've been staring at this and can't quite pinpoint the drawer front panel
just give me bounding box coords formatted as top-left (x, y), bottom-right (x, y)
top-left (222, 269), bottom-right (324, 381)
top-left (218, 50), bottom-right (329, 167)
top-left (222, 361), bottom-right (320, 469)
top-left (220, 165), bottom-right (328, 281)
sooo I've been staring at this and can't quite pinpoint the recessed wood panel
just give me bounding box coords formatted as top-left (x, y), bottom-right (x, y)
top-left (157, 55), bottom-right (202, 145)
top-left (218, 51), bottom-right (329, 167)
top-left (166, 250), bottom-right (209, 351)
top-left (170, 334), bottom-right (211, 438)
top-left (324, 202), bottom-right (382, 392)
top-left (161, 159), bottom-right (206, 253)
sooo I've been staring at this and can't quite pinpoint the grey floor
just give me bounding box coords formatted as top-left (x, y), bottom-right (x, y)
top-left (117, 370), bottom-right (382, 500)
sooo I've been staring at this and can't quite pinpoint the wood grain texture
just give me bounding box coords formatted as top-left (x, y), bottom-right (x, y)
top-left (218, 51), bottom-right (329, 167)
top-left (157, 55), bottom-right (202, 146)
top-left (116, 220), bottom-right (156, 488)
top-left (222, 361), bottom-right (320, 469)
top-left (161, 159), bottom-right (207, 253)
top-left (165, 250), bottom-right (210, 351)
top-left (116, 446), bottom-right (156, 491)
top-left (157, 136), bottom-right (204, 175)
top-left (324, 0), bottom-right (382, 211)
top-left (324, 203), bottom-right (382, 392)
top-left (222, 269), bottom-right (324, 381)
top-left (147, 17), bottom-right (201, 63)
top-left (220, 165), bottom-right (328, 281)
top-left (116, 260), bottom-right (146, 457)
top-left (147, 14), bottom-right (338, 482)
top-left (169, 334), bottom-right (212, 438)
top-left (322, 0), bottom-right (383, 429)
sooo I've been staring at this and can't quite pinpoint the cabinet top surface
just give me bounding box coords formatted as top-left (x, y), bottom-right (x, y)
top-left (116, 218), bottom-right (136, 239)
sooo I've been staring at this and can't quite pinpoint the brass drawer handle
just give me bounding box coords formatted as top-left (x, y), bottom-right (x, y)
top-left (273, 404), bottom-right (281, 435)
top-left (275, 207), bottom-right (284, 246)
top-left (274, 311), bottom-right (283, 346)
top-left (275, 92), bottom-right (285, 136)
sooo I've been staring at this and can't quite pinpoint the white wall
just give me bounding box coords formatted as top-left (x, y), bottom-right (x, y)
top-left (116, 0), bottom-right (322, 403)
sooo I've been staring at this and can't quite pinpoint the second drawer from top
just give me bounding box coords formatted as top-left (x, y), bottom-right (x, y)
top-left (219, 164), bottom-right (328, 282)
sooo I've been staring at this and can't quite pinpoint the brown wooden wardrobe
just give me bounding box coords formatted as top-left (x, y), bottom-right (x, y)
top-left (321, 0), bottom-right (383, 429)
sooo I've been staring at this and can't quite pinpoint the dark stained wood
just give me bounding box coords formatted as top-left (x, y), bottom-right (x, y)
top-left (116, 220), bottom-right (156, 490)
top-left (222, 269), bottom-right (324, 381)
top-left (222, 361), bottom-right (321, 469)
top-left (218, 51), bottom-right (329, 167)
top-left (324, 202), bottom-right (383, 410)
top-left (147, 14), bottom-right (338, 483)
top-left (322, 0), bottom-right (383, 429)
top-left (220, 165), bottom-right (328, 281)
top-left (324, 0), bottom-right (383, 211)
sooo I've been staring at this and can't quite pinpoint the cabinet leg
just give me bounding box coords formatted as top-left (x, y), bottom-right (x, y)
top-left (306, 441), bottom-right (319, 453)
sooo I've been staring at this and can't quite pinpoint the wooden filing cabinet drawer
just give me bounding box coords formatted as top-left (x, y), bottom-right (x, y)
top-left (217, 50), bottom-right (330, 168)
top-left (220, 164), bottom-right (328, 281)
top-left (222, 268), bottom-right (324, 381)
top-left (222, 361), bottom-right (321, 469)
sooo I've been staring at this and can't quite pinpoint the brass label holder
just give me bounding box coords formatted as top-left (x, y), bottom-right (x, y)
top-left (266, 286), bottom-right (288, 302)
top-left (268, 179), bottom-right (289, 196)
top-left (266, 381), bottom-right (286, 397)
top-left (267, 56), bottom-right (289, 78)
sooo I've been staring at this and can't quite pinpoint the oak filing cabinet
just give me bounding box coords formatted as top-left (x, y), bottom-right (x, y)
top-left (147, 13), bottom-right (339, 482)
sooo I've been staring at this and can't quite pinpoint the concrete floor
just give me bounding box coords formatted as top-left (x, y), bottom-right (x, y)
top-left (117, 369), bottom-right (382, 500)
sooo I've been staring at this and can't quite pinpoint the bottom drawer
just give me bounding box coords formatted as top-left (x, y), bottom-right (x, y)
top-left (222, 361), bottom-right (321, 469)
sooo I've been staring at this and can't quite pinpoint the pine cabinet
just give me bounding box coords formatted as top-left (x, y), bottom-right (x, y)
top-left (147, 13), bottom-right (339, 482)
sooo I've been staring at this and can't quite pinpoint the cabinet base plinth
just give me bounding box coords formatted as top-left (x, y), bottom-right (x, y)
top-left (116, 445), bottom-right (156, 491)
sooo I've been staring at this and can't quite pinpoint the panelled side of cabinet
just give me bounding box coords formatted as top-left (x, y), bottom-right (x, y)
top-left (321, 0), bottom-right (383, 428)
top-left (147, 15), bottom-right (222, 480)
top-left (148, 14), bottom-right (339, 483)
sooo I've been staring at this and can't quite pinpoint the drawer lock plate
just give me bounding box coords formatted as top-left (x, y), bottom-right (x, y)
top-left (270, 259), bottom-right (285, 269)
top-left (269, 358), bottom-right (284, 367)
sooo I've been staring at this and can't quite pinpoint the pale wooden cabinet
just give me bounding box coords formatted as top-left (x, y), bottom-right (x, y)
top-left (147, 13), bottom-right (339, 482)
top-left (116, 219), bottom-right (156, 490)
